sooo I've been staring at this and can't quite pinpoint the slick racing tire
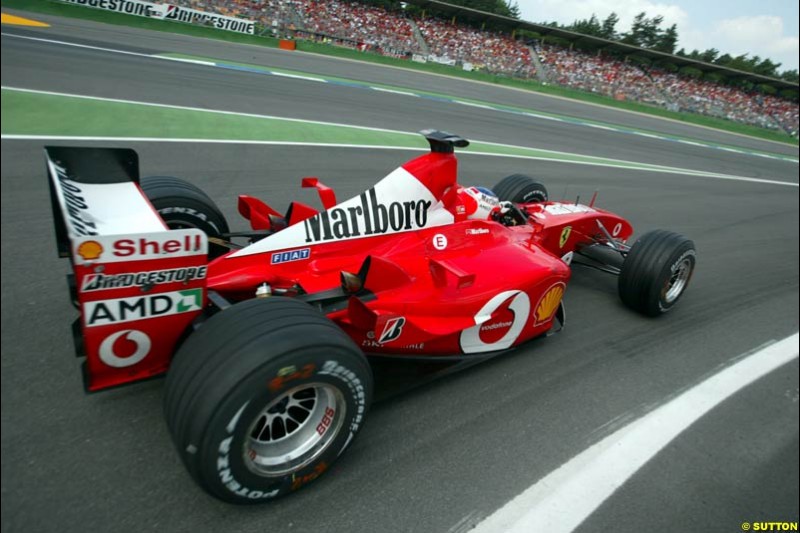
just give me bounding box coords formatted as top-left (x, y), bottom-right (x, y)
top-left (618, 230), bottom-right (696, 317)
top-left (492, 174), bottom-right (548, 204)
top-left (163, 297), bottom-right (373, 504)
top-left (141, 176), bottom-right (230, 257)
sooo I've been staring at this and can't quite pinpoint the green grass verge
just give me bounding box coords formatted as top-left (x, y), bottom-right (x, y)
top-left (0, 88), bottom-right (425, 147)
top-left (4, 87), bottom-right (726, 174)
top-left (4, 0), bottom-right (798, 146)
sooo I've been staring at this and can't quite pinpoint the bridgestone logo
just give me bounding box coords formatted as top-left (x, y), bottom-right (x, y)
top-left (60, 0), bottom-right (162, 17)
top-left (303, 188), bottom-right (432, 243)
top-left (57, 0), bottom-right (255, 34)
top-left (82, 266), bottom-right (207, 292)
top-left (164, 5), bottom-right (255, 33)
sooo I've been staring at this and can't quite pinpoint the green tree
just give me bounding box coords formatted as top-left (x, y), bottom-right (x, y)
top-left (753, 58), bottom-right (780, 77)
top-left (570, 14), bottom-right (602, 37)
top-left (506, 0), bottom-right (520, 19)
top-left (621, 12), bottom-right (647, 46)
top-left (443, 0), bottom-right (521, 18)
top-left (715, 53), bottom-right (733, 65)
top-left (641, 14), bottom-right (663, 48)
top-left (654, 23), bottom-right (678, 53)
top-left (780, 69), bottom-right (799, 83)
top-left (621, 12), bottom-right (666, 49)
top-left (599, 12), bottom-right (619, 40)
top-left (699, 48), bottom-right (719, 63)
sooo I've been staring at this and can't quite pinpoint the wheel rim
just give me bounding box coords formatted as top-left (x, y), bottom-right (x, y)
top-left (243, 383), bottom-right (346, 477)
top-left (663, 257), bottom-right (693, 304)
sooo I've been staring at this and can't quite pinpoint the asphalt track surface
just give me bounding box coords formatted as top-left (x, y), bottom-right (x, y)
top-left (2, 13), bottom-right (799, 533)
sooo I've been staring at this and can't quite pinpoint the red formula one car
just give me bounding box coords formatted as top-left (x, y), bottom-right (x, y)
top-left (47, 130), bottom-right (695, 503)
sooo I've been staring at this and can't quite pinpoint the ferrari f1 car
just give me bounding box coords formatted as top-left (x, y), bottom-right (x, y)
top-left (47, 130), bottom-right (695, 503)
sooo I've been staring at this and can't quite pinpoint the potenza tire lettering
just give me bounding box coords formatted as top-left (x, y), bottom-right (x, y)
top-left (163, 298), bottom-right (372, 504)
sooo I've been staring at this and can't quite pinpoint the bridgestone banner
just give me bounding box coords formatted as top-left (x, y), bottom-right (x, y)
top-left (162, 4), bottom-right (255, 34)
top-left (59, 0), bottom-right (255, 34)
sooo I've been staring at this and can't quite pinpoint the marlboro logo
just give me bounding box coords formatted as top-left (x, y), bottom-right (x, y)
top-left (303, 188), bottom-right (432, 243)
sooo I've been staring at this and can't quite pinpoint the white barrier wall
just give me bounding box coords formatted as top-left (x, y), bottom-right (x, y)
top-left (58, 0), bottom-right (256, 35)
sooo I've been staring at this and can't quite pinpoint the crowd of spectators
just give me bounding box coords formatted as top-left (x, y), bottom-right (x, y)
top-left (537, 44), bottom-right (799, 134)
top-left (169, 0), bottom-right (797, 135)
top-left (537, 44), bottom-right (661, 102)
top-left (293, 0), bottom-right (421, 56)
top-left (416, 18), bottom-right (535, 77)
top-left (654, 72), bottom-right (799, 133)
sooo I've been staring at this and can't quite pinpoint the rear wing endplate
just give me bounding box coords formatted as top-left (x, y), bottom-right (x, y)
top-left (46, 147), bottom-right (208, 392)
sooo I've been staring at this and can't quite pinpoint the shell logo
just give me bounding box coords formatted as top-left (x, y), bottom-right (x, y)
top-left (534, 283), bottom-right (565, 326)
top-left (77, 240), bottom-right (103, 261)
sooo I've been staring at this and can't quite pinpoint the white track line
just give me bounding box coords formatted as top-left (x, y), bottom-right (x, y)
top-left (3, 133), bottom-right (796, 187)
top-left (1, 31), bottom-right (156, 59)
top-left (0, 85), bottom-right (412, 136)
top-left (472, 333), bottom-right (800, 533)
top-left (3, 31), bottom-right (797, 165)
top-left (3, 86), bottom-right (797, 186)
top-left (269, 71), bottom-right (327, 83)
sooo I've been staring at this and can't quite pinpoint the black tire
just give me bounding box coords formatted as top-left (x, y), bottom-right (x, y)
top-left (164, 297), bottom-right (372, 504)
top-left (140, 175), bottom-right (230, 238)
top-left (492, 174), bottom-right (548, 203)
top-left (618, 230), bottom-right (696, 316)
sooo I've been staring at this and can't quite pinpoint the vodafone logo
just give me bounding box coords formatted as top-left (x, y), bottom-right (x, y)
top-left (98, 330), bottom-right (151, 368)
top-left (479, 319), bottom-right (513, 344)
top-left (460, 291), bottom-right (530, 354)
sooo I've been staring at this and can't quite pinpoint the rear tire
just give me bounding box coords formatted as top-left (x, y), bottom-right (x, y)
top-left (618, 230), bottom-right (695, 316)
top-left (141, 176), bottom-right (230, 259)
top-left (163, 297), bottom-right (372, 504)
top-left (492, 174), bottom-right (548, 203)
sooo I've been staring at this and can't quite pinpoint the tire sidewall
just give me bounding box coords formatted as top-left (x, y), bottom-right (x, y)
top-left (198, 348), bottom-right (370, 503)
top-left (651, 244), bottom-right (696, 314)
top-left (493, 174), bottom-right (548, 204)
top-left (519, 186), bottom-right (548, 203)
top-left (153, 199), bottom-right (225, 236)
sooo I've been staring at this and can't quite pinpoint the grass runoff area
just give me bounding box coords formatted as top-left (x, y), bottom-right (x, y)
top-left (7, 86), bottom-right (766, 177)
top-left (5, 0), bottom-right (798, 146)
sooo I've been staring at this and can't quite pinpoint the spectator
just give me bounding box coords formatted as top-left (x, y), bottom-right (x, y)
top-left (417, 17), bottom-right (534, 77)
top-left (166, 0), bottom-right (797, 134)
top-left (537, 43), bottom-right (798, 134)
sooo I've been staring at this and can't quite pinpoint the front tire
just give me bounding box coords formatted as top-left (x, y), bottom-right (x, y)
top-left (618, 230), bottom-right (696, 316)
top-left (492, 174), bottom-right (548, 203)
top-left (164, 297), bottom-right (373, 504)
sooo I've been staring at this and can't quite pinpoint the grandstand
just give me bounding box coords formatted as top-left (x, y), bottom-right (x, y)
top-left (172, 0), bottom-right (799, 136)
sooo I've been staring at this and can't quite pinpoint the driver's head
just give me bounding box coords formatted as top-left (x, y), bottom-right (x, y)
top-left (458, 186), bottom-right (500, 220)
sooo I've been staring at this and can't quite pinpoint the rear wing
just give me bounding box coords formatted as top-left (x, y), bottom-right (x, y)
top-left (46, 147), bottom-right (208, 392)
